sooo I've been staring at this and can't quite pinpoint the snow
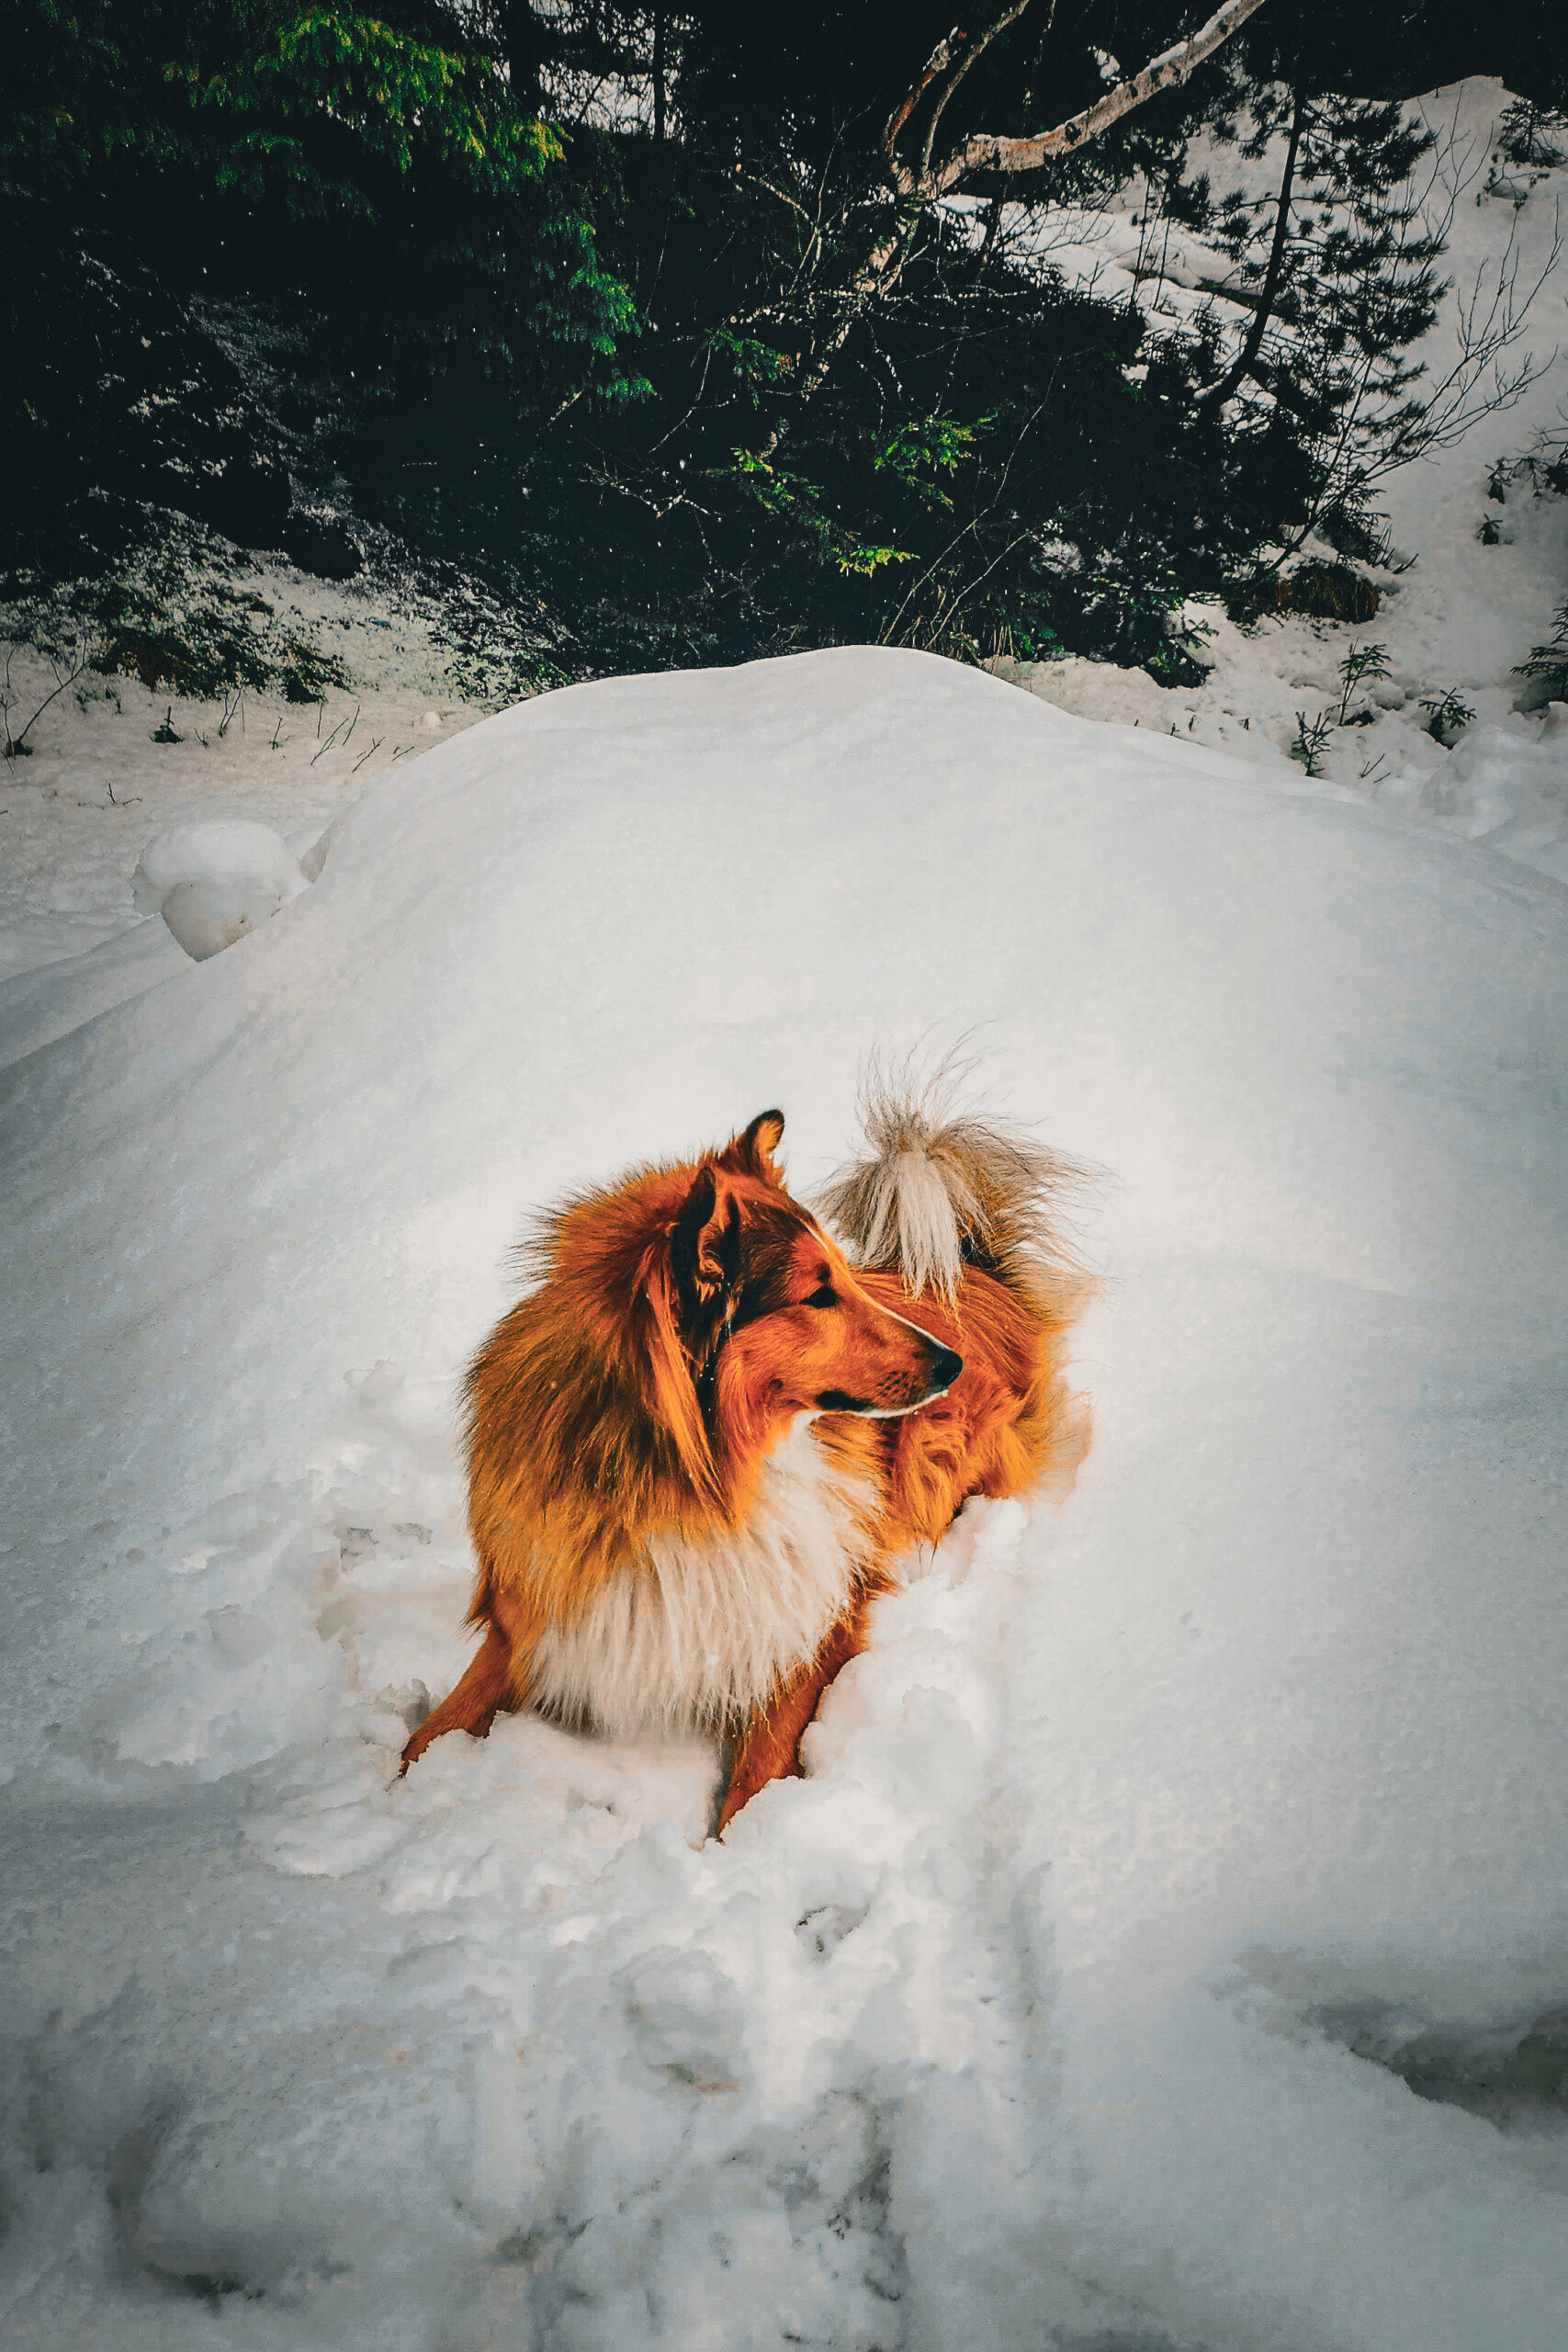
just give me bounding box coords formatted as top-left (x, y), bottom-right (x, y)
top-left (4, 634), bottom-right (1568, 2350)
top-left (2, 71), bottom-right (1567, 2352)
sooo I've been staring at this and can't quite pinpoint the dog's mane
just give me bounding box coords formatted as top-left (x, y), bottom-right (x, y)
top-left (466, 1156), bottom-right (813, 1627)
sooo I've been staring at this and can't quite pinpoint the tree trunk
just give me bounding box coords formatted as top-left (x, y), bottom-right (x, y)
top-left (652, 4), bottom-right (667, 144)
top-left (1199, 83), bottom-right (1308, 408)
top-left (503, 0), bottom-right (545, 114)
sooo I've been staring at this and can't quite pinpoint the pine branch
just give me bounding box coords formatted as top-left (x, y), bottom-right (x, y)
top-left (1198, 81), bottom-right (1308, 407)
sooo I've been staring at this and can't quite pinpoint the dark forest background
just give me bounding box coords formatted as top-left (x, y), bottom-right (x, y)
top-left (6, 0), bottom-right (1563, 702)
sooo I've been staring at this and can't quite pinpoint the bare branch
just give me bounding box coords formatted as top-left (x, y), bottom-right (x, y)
top-left (771, 0), bottom-right (1269, 459)
top-left (1359, 203), bottom-right (1562, 480)
top-left (885, 28), bottom-right (967, 156)
top-left (919, 4), bottom-right (1034, 182)
top-left (888, 0), bottom-right (1273, 200)
top-left (0, 630), bottom-right (102, 760)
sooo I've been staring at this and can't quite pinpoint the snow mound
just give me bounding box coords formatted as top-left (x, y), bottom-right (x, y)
top-left (3, 646), bottom-right (1567, 2351)
top-left (130, 815), bottom-right (308, 959)
top-left (1381, 710), bottom-right (1568, 879)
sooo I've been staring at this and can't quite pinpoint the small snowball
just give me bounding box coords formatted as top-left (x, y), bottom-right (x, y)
top-left (161, 878), bottom-right (285, 961)
top-left (130, 818), bottom-right (308, 962)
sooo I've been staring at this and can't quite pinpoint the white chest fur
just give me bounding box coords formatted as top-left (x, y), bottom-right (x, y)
top-left (527, 1421), bottom-right (880, 1738)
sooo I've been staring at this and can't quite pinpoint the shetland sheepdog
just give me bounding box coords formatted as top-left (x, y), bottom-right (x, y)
top-left (401, 1075), bottom-right (1093, 1828)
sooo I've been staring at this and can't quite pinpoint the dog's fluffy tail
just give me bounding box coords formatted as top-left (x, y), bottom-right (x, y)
top-left (815, 1058), bottom-right (1093, 1306)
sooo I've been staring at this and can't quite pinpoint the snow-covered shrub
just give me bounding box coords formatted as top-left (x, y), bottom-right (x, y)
top-left (2, 526), bottom-right (357, 713)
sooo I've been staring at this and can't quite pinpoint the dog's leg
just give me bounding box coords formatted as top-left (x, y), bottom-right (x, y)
top-left (400, 1620), bottom-right (516, 1773)
top-left (718, 1588), bottom-right (884, 1832)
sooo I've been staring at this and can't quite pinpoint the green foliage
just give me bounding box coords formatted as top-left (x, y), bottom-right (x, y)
top-left (7, 2), bottom-right (552, 208)
top-left (1335, 639), bottom-right (1391, 721)
top-left (3, 0), bottom-right (643, 537)
top-left (998, 620), bottom-right (1063, 662)
top-left (525, 6), bottom-right (1460, 680)
top-left (731, 451), bottom-right (914, 577)
top-left (1420, 687), bottom-right (1476, 741)
top-left (874, 417), bottom-right (988, 508)
top-left (182, 8), bottom-right (561, 212)
top-left (1515, 600), bottom-right (1568, 701)
top-left (1147, 607), bottom-right (1218, 689)
top-left (707, 331), bottom-right (791, 402)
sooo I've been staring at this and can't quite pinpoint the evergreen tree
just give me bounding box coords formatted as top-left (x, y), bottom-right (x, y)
top-left (3, 1), bottom-right (640, 579)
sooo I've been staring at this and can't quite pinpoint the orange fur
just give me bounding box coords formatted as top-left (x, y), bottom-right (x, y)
top-left (402, 1103), bottom-right (1092, 1825)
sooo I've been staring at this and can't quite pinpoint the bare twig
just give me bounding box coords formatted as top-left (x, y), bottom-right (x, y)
top-left (310, 714), bottom-right (350, 767)
top-left (1, 633), bottom-right (102, 759)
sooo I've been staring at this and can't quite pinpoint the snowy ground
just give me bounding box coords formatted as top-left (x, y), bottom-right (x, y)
top-left (3, 76), bottom-right (1568, 2352)
top-left (0, 564), bottom-right (476, 980)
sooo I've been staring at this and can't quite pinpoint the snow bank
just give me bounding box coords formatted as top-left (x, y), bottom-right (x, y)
top-left (2, 646), bottom-right (1566, 2350)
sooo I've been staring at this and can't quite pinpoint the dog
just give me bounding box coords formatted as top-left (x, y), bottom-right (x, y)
top-left (400, 1075), bottom-right (1093, 1827)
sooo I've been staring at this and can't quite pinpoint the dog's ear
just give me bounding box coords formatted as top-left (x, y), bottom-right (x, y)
top-left (671, 1162), bottom-right (742, 1314)
top-left (716, 1109), bottom-right (785, 1189)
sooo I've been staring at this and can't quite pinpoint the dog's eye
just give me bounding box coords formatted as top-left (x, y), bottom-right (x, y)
top-left (804, 1284), bottom-right (837, 1309)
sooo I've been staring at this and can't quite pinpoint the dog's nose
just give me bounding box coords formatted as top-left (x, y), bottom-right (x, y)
top-left (930, 1345), bottom-right (964, 1392)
